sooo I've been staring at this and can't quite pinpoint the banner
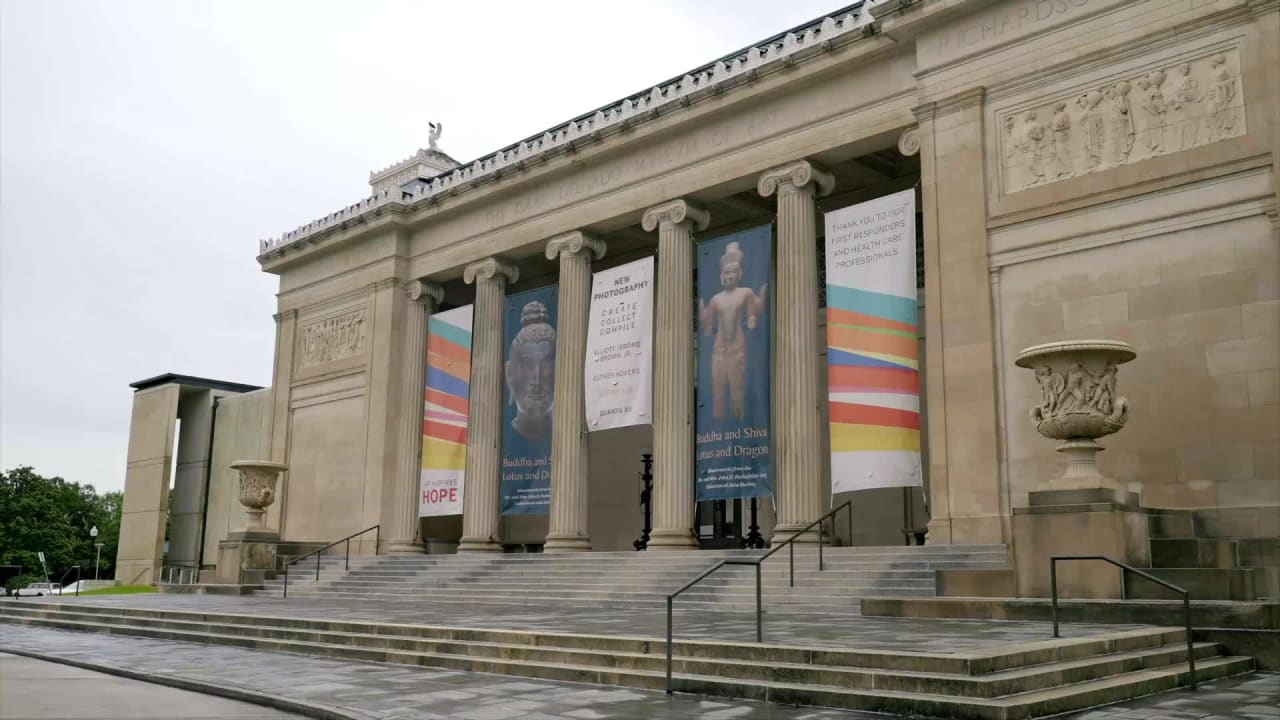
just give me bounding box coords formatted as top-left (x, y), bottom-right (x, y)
top-left (419, 305), bottom-right (473, 517)
top-left (823, 188), bottom-right (922, 493)
top-left (500, 285), bottom-right (558, 515)
top-left (585, 257), bottom-right (654, 431)
top-left (695, 225), bottom-right (772, 501)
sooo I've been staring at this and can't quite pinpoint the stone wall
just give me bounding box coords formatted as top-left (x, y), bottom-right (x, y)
top-left (202, 388), bottom-right (273, 566)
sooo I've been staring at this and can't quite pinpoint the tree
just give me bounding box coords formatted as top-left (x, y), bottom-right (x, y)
top-left (0, 466), bottom-right (121, 583)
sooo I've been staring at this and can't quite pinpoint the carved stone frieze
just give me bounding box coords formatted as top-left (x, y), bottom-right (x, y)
top-left (298, 308), bottom-right (368, 368)
top-left (999, 50), bottom-right (1246, 193)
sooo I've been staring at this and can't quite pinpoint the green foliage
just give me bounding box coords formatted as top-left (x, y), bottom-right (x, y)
top-left (77, 584), bottom-right (156, 596)
top-left (5, 573), bottom-right (44, 593)
top-left (0, 466), bottom-right (122, 581)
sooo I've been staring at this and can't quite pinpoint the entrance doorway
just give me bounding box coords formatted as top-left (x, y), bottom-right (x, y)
top-left (695, 499), bottom-right (743, 549)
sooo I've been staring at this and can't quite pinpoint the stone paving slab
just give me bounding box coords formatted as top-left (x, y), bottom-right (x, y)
top-left (1, 625), bottom-right (1275, 720)
top-left (0, 652), bottom-right (305, 719)
top-left (16, 593), bottom-right (1149, 653)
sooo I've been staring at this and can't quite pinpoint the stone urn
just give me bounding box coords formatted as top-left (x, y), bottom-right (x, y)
top-left (1014, 340), bottom-right (1136, 489)
top-left (230, 461), bottom-right (287, 531)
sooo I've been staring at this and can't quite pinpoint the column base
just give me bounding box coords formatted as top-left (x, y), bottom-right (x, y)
top-left (925, 517), bottom-right (954, 545)
top-left (384, 539), bottom-right (425, 555)
top-left (456, 537), bottom-right (502, 553)
top-left (771, 525), bottom-right (822, 544)
top-left (543, 534), bottom-right (592, 553)
top-left (646, 529), bottom-right (698, 550)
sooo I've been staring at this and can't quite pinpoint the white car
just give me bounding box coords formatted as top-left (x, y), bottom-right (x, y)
top-left (15, 582), bottom-right (61, 597)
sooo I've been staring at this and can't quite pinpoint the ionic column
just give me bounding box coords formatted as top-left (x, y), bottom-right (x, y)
top-left (386, 279), bottom-right (444, 554)
top-left (641, 199), bottom-right (709, 550)
top-left (458, 257), bottom-right (519, 552)
top-left (758, 160), bottom-right (834, 542)
top-left (543, 231), bottom-right (606, 553)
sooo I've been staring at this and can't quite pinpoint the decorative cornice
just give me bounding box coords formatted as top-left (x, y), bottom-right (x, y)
top-left (257, 2), bottom-right (880, 261)
top-left (462, 257), bottom-right (519, 286)
top-left (545, 231), bottom-right (606, 261)
top-left (910, 101), bottom-right (937, 123)
top-left (897, 127), bottom-right (920, 157)
top-left (641, 199), bottom-right (710, 233)
top-left (932, 86), bottom-right (986, 116)
top-left (406, 279), bottom-right (445, 307)
top-left (757, 160), bottom-right (834, 198)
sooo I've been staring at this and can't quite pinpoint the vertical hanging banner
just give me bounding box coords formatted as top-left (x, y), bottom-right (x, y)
top-left (584, 256), bottom-right (654, 431)
top-left (695, 225), bottom-right (773, 501)
top-left (500, 285), bottom-right (558, 515)
top-left (823, 188), bottom-right (922, 493)
top-left (419, 305), bottom-right (473, 517)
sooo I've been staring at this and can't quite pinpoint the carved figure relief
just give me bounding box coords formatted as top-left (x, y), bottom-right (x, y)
top-left (1030, 361), bottom-right (1128, 435)
top-left (299, 308), bottom-right (368, 368)
top-left (1001, 49), bottom-right (1245, 192)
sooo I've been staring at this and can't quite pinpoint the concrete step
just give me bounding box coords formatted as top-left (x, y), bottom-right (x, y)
top-left (0, 602), bottom-right (1247, 720)
top-left (1124, 568), bottom-right (1259, 601)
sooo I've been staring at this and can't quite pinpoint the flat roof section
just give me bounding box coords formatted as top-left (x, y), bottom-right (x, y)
top-left (128, 373), bottom-right (262, 394)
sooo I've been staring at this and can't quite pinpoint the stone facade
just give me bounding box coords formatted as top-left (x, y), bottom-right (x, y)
top-left (120, 0), bottom-right (1279, 591)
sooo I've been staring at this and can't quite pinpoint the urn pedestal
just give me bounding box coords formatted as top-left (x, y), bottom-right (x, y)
top-left (216, 461), bottom-right (287, 585)
top-left (1011, 341), bottom-right (1149, 599)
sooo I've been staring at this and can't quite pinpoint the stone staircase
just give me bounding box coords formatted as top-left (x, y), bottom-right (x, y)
top-left (1130, 508), bottom-right (1280, 601)
top-left (256, 545), bottom-right (1012, 612)
top-left (0, 601), bottom-right (1252, 719)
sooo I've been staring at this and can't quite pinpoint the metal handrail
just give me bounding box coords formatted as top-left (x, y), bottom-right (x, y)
top-left (1051, 555), bottom-right (1196, 691)
top-left (282, 525), bottom-right (380, 599)
top-left (58, 566), bottom-right (81, 597)
top-left (664, 501), bottom-right (853, 694)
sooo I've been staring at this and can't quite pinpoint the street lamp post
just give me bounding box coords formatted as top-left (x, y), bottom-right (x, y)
top-left (89, 526), bottom-right (102, 581)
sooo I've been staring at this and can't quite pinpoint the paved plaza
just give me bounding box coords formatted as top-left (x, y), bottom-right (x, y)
top-left (0, 652), bottom-right (305, 720)
top-left (16, 593), bottom-right (1147, 653)
top-left (1, 624), bottom-right (1276, 720)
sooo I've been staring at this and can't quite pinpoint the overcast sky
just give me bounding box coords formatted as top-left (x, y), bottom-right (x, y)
top-left (0, 0), bottom-right (844, 493)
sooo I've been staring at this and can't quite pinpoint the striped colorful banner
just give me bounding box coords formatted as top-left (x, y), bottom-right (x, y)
top-left (419, 305), bottom-right (473, 517)
top-left (823, 189), bottom-right (922, 493)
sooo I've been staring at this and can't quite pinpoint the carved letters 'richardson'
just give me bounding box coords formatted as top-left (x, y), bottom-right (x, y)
top-left (999, 49), bottom-right (1246, 193)
top-left (298, 308), bottom-right (369, 368)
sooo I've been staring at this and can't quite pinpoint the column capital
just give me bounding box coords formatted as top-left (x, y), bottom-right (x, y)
top-left (463, 257), bottom-right (519, 286)
top-left (545, 231), bottom-right (606, 261)
top-left (898, 126), bottom-right (920, 157)
top-left (757, 160), bottom-right (834, 198)
top-left (406, 279), bottom-right (445, 307)
top-left (641, 199), bottom-right (709, 233)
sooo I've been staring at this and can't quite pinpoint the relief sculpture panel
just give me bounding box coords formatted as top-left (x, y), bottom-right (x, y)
top-left (298, 307), bottom-right (368, 369)
top-left (999, 49), bottom-right (1245, 193)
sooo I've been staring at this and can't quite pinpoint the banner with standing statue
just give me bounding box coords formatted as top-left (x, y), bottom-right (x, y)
top-left (500, 285), bottom-right (558, 515)
top-left (419, 305), bottom-right (473, 517)
top-left (694, 225), bottom-right (773, 502)
top-left (823, 188), bottom-right (922, 493)
top-left (584, 256), bottom-right (654, 431)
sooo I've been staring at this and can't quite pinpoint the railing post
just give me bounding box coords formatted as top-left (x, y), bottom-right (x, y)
top-left (846, 503), bottom-right (852, 547)
top-left (346, 539), bottom-right (351, 571)
top-left (1184, 591), bottom-right (1197, 691)
top-left (375, 525), bottom-right (381, 555)
top-left (283, 565), bottom-right (289, 599)
top-left (789, 542), bottom-right (794, 587)
top-left (818, 520), bottom-right (824, 572)
top-left (316, 550), bottom-right (321, 581)
top-left (1051, 558), bottom-right (1060, 639)
top-left (755, 562), bottom-right (762, 643)
top-left (665, 596), bottom-right (674, 695)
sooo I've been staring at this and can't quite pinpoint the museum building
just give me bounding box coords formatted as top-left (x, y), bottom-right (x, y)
top-left (115, 0), bottom-right (1279, 599)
